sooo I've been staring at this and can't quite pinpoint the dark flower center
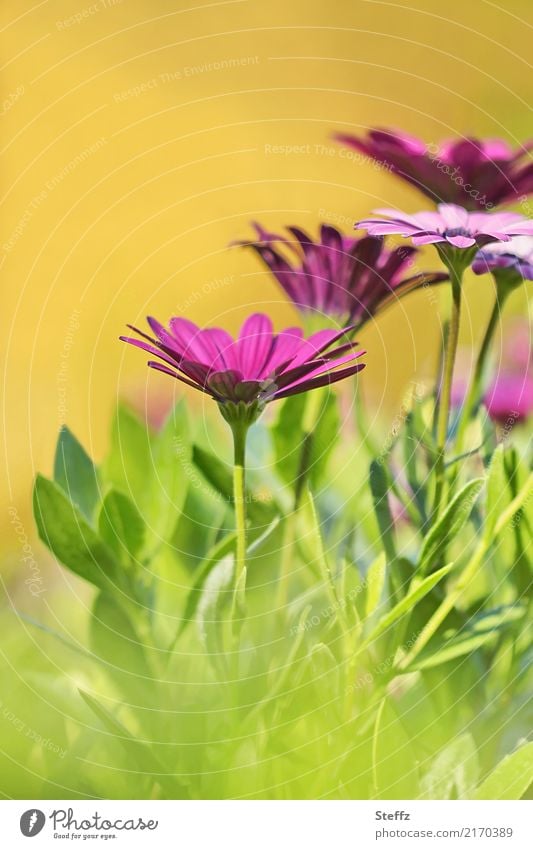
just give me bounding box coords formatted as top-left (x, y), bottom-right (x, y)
top-left (442, 227), bottom-right (472, 237)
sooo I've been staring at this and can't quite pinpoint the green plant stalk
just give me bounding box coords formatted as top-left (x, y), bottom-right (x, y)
top-left (455, 279), bottom-right (514, 455)
top-left (399, 471), bottom-right (533, 671)
top-left (229, 418), bottom-right (249, 599)
top-left (433, 267), bottom-right (463, 518)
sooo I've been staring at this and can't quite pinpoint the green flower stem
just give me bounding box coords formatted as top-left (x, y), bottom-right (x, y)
top-left (454, 275), bottom-right (516, 455)
top-left (432, 255), bottom-right (465, 518)
top-left (230, 418), bottom-right (249, 593)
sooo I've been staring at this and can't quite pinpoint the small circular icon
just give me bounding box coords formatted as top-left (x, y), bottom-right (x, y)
top-left (20, 810), bottom-right (46, 837)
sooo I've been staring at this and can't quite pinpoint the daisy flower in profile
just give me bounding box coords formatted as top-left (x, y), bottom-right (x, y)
top-left (120, 312), bottom-right (365, 415)
top-left (120, 313), bottom-right (365, 597)
top-left (334, 129), bottom-right (533, 210)
top-left (472, 236), bottom-right (533, 283)
top-left (356, 204), bottom-right (533, 251)
top-left (357, 204), bottom-right (532, 514)
top-left (237, 223), bottom-right (447, 329)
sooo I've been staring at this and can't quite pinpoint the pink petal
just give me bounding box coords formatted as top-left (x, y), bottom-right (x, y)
top-left (237, 313), bottom-right (274, 378)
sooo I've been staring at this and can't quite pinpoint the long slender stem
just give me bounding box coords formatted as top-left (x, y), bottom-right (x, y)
top-left (454, 286), bottom-right (510, 454)
top-left (231, 420), bottom-right (248, 589)
top-left (433, 269), bottom-right (463, 517)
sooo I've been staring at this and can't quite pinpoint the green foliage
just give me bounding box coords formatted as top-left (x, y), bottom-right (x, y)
top-left (54, 426), bottom-right (100, 522)
top-left (33, 475), bottom-right (123, 593)
top-left (13, 393), bottom-right (532, 801)
top-left (272, 390), bottom-right (340, 493)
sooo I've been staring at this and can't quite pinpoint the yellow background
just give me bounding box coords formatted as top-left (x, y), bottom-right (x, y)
top-left (2, 0), bottom-right (532, 562)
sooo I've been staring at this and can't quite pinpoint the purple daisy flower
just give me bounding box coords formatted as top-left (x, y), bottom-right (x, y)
top-left (356, 204), bottom-right (533, 250)
top-left (237, 223), bottom-right (447, 327)
top-left (120, 312), bottom-right (365, 411)
top-left (472, 236), bottom-right (533, 281)
top-left (334, 129), bottom-right (533, 210)
top-left (485, 371), bottom-right (533, 425)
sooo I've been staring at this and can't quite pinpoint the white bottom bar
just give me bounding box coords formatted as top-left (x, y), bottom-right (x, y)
top-left (2, 800), bottom-right (531, 847)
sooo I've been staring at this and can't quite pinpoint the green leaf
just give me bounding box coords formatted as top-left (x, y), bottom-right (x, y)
top-left (102, 401), bottom-right (191, 548)
top-left (419, 478), bottom-right (484, 574)
top-left (177, 532), bottom-right (237, 638)
top-left (308, 642), bottom-right (340, 702)
top-left (33, 475), bottom-right (122, 592)
top-left (369, 460), bottom-right (397, 562)
top-left (362, 563), bottom-right (454, 651)
top-left (79, 690), bottom-right (189, 798)
top-left (272, 390), bottom-right (340, 491)
top-left (365, 553), bottom-right (386, 618)
top-left (421, 734), bottom-right (479, 799)
top-left (102, 403), bottom-right (153, 507)
top-left (474, 742), bottom-right (533, 800)
top-left (91, 592), bottom-right (151, 683)
top-left (408, 605), bottom-right (526, 672)
top-left (301, 489), bottom-right (340, 612)
top-left (98, 489), bottom-right (145, 564)
top-left (196, 554), bottom-right (234, 672)
top-left (54, 426), bottom-right (100, 522)
top-left (149, 400), bottom-right (190, 542)
top-left (484, 443), bottom-right (507, 540)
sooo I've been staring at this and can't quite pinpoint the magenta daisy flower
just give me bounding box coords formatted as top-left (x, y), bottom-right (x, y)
top-left (356, 204), bottom-right (533, 250)
top-left (334, 129), bottom-right (533, 210)
top-left (121, 313), bottom-right (365, 594)
top-left (120, 312), bottom-right (365, 412)
top-left (237, 223), bottom-right (447, 328)
top-left (472, 236), bottom-right (533, 281)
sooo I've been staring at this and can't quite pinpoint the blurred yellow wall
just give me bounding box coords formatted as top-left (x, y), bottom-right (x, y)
top-left (2, 0), bottom-right (532, 556)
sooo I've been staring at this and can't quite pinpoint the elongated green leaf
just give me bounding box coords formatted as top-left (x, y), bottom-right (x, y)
top-left (309, 642), bottom-right (340, 702)
top-left (54, 426), bottom-right (100, 522)
top-left (98, 489), bottom-right (145, 564)
top-left (419, 479), bottom-right (483, 574)
top-left (302, 489), bottom-right (340, 612)
top-left (91, 592), bottom-right (151, 682)
top-left (421, 734), bottom-right (479, 799)
top-left (411, 631), bottom-right (497, 671)
top-left (196, 554), bottom-right (234, 671)
top-left (369, 460), bottom-right (396, 562)
top-left (79, 690), bottom-right (189, 798)
top-left (408, 605), bottom-right (525, 672)
top-left (177, 532), bottom-right (237, 638)
top-left (272, 390), bottom-right (340, 492)
top-left (102, 403), bottom-right (153, 506)
top-left (33, 475), bottom-right (122, 592)
top-left (365, 553), bottom-right (386, 618)
top-left (149, 400), bottom-right (190, 541)
top-left (102, 401), bottom-right (191, 548)
top-left (362, 563), bottom-right (454, 650)
top-left (474, 742), bottom-right (533, 800)
top-left (484, 443), bottom-right (506, 540)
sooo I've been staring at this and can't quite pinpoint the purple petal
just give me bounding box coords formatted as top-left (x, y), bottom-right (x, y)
top-left (236, 313), bottom-right (274, 377)
top-left (445, 234), bottom-right (476, 248)
top-left (274, 361), bottom-right (366, 399)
